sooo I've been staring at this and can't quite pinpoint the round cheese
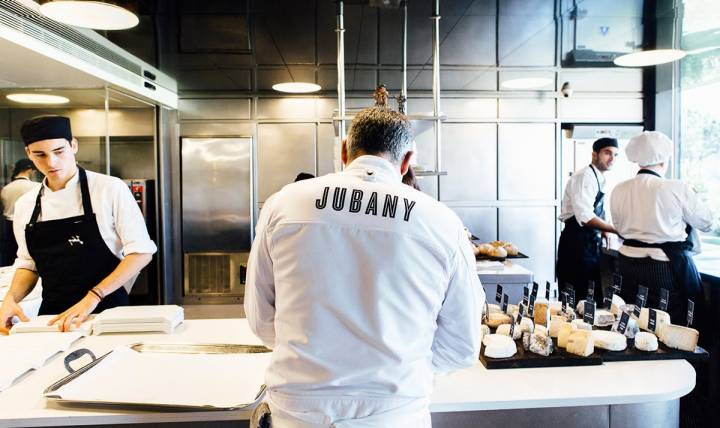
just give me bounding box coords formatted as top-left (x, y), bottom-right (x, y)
top-left (634, 331), bottom-right (659, 352)
top-left (483, 334), bottom-right (517, 359)
top-left (591, 330), bottom-right (627, 351)
top-left (496, 323), bottom-right (522, 340)
top-left (486, 312), bottom-right (512, 328)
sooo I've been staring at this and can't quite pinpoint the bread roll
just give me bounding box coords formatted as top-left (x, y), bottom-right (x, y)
top-left (489, 246), bottom-right (507, 258)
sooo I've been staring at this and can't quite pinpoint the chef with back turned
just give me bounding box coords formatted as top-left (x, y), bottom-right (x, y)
top-left (245, 107), bottom-right (483, 427)
top-left (0, 115), bottom-right (156, 334)
top-left (556, 137), bottom-right (619, 302)
top-left (610, 131), bottom-right (714, 325)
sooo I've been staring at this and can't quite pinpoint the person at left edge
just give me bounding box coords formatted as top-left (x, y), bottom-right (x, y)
top-left (1, 158), bottom-right (40, 266)
top-left (0, 115), bottom-right (157, 334)
top-left (556, 137), bottom-right (619, 303)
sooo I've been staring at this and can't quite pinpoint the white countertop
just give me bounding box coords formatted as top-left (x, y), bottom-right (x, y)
top-left (477, 261), bottom-right (533, 286)
top-left (0, 318), bottom-right (695, 427)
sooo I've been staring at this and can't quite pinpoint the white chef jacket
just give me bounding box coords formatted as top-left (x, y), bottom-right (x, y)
top-left (1, 178), bottom-right (40, 221)
top-left (12, 169), bottom-right (157, 272)
top-left (610, 173), bottom-right (714, 261)
top-left (245, 155), bottom-right (483, 424)
top-left (558, 164), bottom-right (605, 226)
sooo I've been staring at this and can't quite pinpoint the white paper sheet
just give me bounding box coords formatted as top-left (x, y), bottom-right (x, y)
top-left (50, 345), bottom-right (270, 409)
top-left (0, 332), bottom-right (83, 392)
top-left (10, 315), bottom-right (93, 335)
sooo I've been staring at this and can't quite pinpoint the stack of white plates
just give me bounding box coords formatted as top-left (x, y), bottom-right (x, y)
top-left (92, 305), bottom-right (184, 335)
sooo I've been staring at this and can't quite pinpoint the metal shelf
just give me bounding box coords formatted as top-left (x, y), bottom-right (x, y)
top-left (414, 170), bottom-right (448, 177)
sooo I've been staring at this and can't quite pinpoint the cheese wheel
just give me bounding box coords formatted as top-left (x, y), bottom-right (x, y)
top-left (557, 323), bottom-right (577, 348)
top-left (496, 323), bottom-right (522, 340)
top-left (533, 301), bottom-right (550, 327)
top-left (658, 324), bottom-right (699, 352)
top-left (638, 308), bottom-right (671, 332)
top-left (486, 312), bottom-right (512, 328)
top-left (566, 330), bottom-right (594, 357)
top-left (483, 334), bottom-right (517, 358)
top-left (634, 331), bottom-right (659, 352)
top-left (594, 309), bottom-right (616, 327)
top-left (482, 333), bottom-right (505, 347)
top-left (549, 317), bottom-right (569, 338)
top-left (610, 294), bottom-right (626, 316)
top-left (529, 332), bottom-right (554, 356)
top-left (591, 330), bottom-right (627, 351)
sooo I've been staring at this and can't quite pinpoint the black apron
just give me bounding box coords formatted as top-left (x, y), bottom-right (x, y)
top-left (26, 167), bottom-right (128, 315)
top-left (556, 165), bottom-right (605, 303)
top-left (620, 168), bottom-right (702, 324)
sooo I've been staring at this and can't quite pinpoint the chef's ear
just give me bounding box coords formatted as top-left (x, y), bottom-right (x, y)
top-left (70, 138), bottom-right (79, 154)
top-left (400, 150), bottom-right (414, 176)
top-left (341, 138), bottom-right (348, 166)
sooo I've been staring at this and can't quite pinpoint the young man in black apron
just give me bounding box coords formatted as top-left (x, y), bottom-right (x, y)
top-left (610, 131), bottom-right (714, 325)
top-left (556, 138), bottom-right (619, 303)
top-left (0, 116), bottom-right (156, 334)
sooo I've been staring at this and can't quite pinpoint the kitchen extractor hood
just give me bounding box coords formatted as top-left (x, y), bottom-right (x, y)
top-left (0, 0), bottom-right (177, 108)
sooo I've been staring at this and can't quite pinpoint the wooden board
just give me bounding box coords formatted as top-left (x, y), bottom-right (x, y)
top-left (480, 337), bottom-right (709, 369)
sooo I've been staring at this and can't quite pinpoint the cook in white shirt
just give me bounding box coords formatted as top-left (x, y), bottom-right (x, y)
top-left (245, 108), bottom-right (483, 428)
top-left (610, 131), bottom-right (714, 323)
top-left (1, 158), bottom-right (40, 266)
top-left (0, 116), bottom-right (156, 334)
top-left (556, 138), bottom-right (618, 302)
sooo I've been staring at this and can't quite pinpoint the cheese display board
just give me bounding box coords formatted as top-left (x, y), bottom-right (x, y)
top-left (480, 338), bottom-right (709, 370)
top-left (475, 251), bottom-right (529, 262)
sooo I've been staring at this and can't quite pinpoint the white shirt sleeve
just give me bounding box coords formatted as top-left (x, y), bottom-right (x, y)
top-left (110, 178), bottom-right (157, 256)
top-left (12, 205), bottom-right (36, 272)
top-left (431, 227), bottom-right (483, 372)
top-left (680, 183), bottom-right (714, 233)
top-left (571, 169), bottom-right (600, 226)
top-left (244, 196), bottom-right (278, 349)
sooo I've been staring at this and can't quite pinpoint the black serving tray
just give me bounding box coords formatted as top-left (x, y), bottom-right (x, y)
top-left (475, 251), bottom-right (529, 262)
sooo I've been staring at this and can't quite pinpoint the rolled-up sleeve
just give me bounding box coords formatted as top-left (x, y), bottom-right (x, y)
top-left (12, 193), bottom-right (37, 272)
top-left (111, 179), bottom-right (157, 256)
top-left (571, 169), bottom-right (600, 226)
top-left (244, 197), bottom-right (277, 348)
top-left (431, 227), bottom-right (483, 372)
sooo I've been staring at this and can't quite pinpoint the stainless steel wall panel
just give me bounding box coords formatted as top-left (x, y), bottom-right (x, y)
top-left (318, 68), bottom-right (377, 92)
top-left (499, 71), bottom-right (556, 91)
top-left (499, 98), bottom-right (555, 119)
top-left (558, 69), bottom-right (643, 93)
top-left (439, 15), bottom-right (496, 66)
top-left (180, 122), bottom-right (255, 137)
top-left (317, 4), bottom-right (377, 65)
top-left (379, 12), bottom-right (432, 66)
top-left (558, 98), bottom-right (643, 122)
top-left (440, 123), bottom-right (497, 202)
top-left (450, 206), bottom-right (498, 243)
top-left (177, 69), bottom-right (252, 91)
top-left (499, 206), bottom-right (557, 284)
top-left (498, 0), bottom-right (555, 66)
top-left (498, 123), bottom-right (555, 200)
top-left (253, 13), bottom-right (315, 65)
top-left (257, 123), bottom-right (316, 202)
top-left (181, 137), bottom-right (253, 253)
top-left (442, 70), bottom-right (497, 91)
top-left (316, 98), bottom-right (336, 119)
top-left (443, 98), bottom-right (497, 120)
top-left (257, 98), bottom-right (318, 120)
top-left (317, 123), bottom-right (336, 176)
top-left (178, 99), bottom-right (252, 121)
top-left (500, 0), bottom-right (554, 16)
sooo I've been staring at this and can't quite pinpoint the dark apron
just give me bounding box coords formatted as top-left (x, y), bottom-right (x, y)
top-left (556, 165), bottom-right (605, 302)
top-left (620, 168), bottom-right (702, 324)
top-left (26, 167), bottom-right (128, 315)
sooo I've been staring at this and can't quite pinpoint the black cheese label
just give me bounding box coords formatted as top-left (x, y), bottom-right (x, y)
top-left (518, 302), bottom-right (526, 317)
top-left (603, 295), bottom-right (612, 309)
top-left (587, 280), bottom-right (595, 303)
top-left (659, 288), bottom-right (670, 312)
top-left (501, 293), bottom-right (509, 313)
top-left (545, 281), bottom-right (550, 301)
top-left (648, 308), bottom-right (657, 332)
top-left (531, 282), bottom-right (539, 299)
top-left (583, 301), bottom-right (595, 325)
top-left (528, 295), bottom-right (536, 317)
top-left (495, 285), bottom-right (503, 304)
top-left (612, 273), bottom-right (623, 294)
top-left (616, 311), bottom-right (630, 334)
top-left (315, 186), bottom-right (416, 221)
top-left (522, 285), bottom-right (529, 307)
top-left (634, 285), bottom-right (649, 317)
top-left (509, 315), bottom-right (517, 337)
top-left (687, 299), bottom-right (695, 327)
top-left (561, 292), bottom-right (567, 312)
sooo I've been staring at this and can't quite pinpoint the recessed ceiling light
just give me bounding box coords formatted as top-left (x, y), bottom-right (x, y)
top-left (613, 49), bottom-right (686, 67)
top-left (272, 82), bottom-right (322, 93)
top-left (500, 77), bottom-right (554, 90)
top-left (39, 1), bottom-right (139, 31)
top-left (6, 93), bottom-right (70, 104)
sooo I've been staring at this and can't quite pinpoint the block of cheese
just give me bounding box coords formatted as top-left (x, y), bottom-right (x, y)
top-left (658, 324), bottom-right (699, 352)
top-left (610, 294), bottom-right (626, 317)
top-left (534, 324), bottom-right (548, 337)
top-left (611, 317), bottom-right (639, 339)
top-left (570, 319), bottom-right (592, 331)
top-left (634, 331), bottom-right (659, 352)
top-left (486, 312), bottom-right (512, 328)
top-left (638, 308), bottom-right (671, 332)
top-left (557, 323), bottom-right (577, 348)
top-left (496, 323), bottom-right (522, 340)
top-left (594, 309), bottom-right (616, 327)
top-left (591, 330), bottom-right (627, 351)
top-left (483, 334), bottom-right (517, 358)
top-left (549, 317), bottom-right (569, 338)
top-left (566, 330), bottom-right (594, 357)
top-left (520, 317), bottom-right (534, 334)
top-left (522, 331), bottom-right (531, 350)
top-left (533, 301), bottom-right (550, 327)
top-left (529, 332), bottom-right (554, 356)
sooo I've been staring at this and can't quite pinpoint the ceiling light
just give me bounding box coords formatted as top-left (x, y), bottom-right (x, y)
top-left (39, 1), bottom-right (139, 31)
top-left (613, 49), bottom-right (686, 67)
top-left (6, 93), bottom-right (70, 104)
top-left (500, 77), bottom-right (554, 90)
top-left (272, 82), bottom-right (322, 93)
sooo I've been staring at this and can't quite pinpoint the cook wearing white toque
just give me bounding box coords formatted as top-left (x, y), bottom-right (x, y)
top-left (610, 130), bottom-right (714, 327)
top-left (625, 131), bottom-right (673, 167)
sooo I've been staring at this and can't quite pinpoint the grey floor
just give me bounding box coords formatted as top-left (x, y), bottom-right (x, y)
top-left (182, 304), bottom-right (245, 319)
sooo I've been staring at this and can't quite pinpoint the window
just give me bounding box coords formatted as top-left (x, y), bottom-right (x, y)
top-left (678, 0), bottom-right (720, 256)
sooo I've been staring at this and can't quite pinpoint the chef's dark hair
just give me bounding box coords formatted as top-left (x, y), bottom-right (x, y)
top-left (346, 108), bottom-right (413, 163)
